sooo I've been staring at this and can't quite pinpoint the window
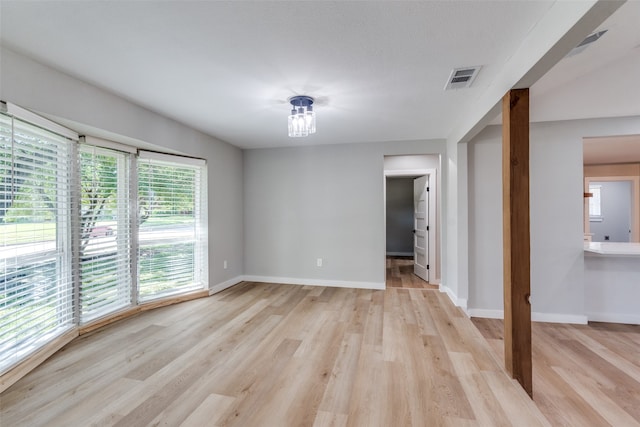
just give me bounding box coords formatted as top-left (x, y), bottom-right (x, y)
top-left (79, 145), bottom-right (132, 322)
top-left (589, 184), bottom-right (602, 221)
top-left (0, 111), bottom-right (75, 373)
top-left (0, 103), bottom-right (208, 376)
top-left (137, 152), bottom-right (207, 301)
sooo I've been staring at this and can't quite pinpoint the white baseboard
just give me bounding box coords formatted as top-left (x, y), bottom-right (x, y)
top-left (209, 276), bottom-right (244, 295)
top-left (467, 309), bottom-right (588, 325)
top-left (532, 312), bottom-right (588, 324)
top-left (386, 252), bottom-right (413, 257)
top-left (587, 312), bottom-right (640, 325)
top-left (467, 309), bottom-right (504, 319)
top-left (438, 284), bottom-right (467, 310)
top-left (242, 275), bottom-right (385, 290)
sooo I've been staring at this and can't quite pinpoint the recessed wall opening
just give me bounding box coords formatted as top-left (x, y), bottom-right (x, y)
top-left (583, 134), bottom-right (640, 243)
top-left (582, 134), bottom-right (640, 326)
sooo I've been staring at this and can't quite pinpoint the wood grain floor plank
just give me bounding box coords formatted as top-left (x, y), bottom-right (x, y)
top-left (425, 334), bottom-right (475, 420)
top-left (386, 256), bottom-right (438, 289)
top-left (148, 313), bottom-right (287, 427)
top-left (214, 338), bottom-right (302, 426)
top-left (473, 317), bottom-right (640, 427)
top-left (318, 332), bottom-right (363, 416)
top-left (554, 367), bottom-right (640, 427)
top-left (482, 371), bottom-right (551, 427)
top-left (247, 321), bottom-right (346, 426)
top-left (178, 393), bottom-right (236, 427)
top-left (313, 410), bottom-right (348, 427)
top-left (112, 298), bottom-right (277, 426)
top-left (448, 352), bottom-right (514, 427)
top-left (533, 362), bottom-right (610, 427)
top-left (3, 279), bottom-right (553, 427)
top-left (408, 288), bottom-right (440, 337)
top-left (362, 290), bottom-right (384, 347)
top-left (344, 341), bottom-right (385, 427)
top-left (571, 326), bottom-right (640, 385)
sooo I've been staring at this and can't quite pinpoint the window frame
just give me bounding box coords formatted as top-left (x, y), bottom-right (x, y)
top-left (589, 184), bottom-right (603, 222)
top-left (0, 102), bottom-right (209, 377)
top-left (136, 150), bottom-right (208, 301)
top-left (0, 104), bottom-right (79, 375)
top-left (77, 143), bottom-right (134, 323)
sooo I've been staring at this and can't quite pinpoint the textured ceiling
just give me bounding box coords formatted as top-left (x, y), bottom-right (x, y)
top-left (0, 1), bottom-right (633, 149)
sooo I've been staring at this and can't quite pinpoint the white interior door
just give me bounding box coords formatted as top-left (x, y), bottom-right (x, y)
top-left (413, 176), bottom-right (429, 282)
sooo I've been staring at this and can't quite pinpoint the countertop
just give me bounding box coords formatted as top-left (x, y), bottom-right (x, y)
top-left (584, 242), bottom-right (640, 256)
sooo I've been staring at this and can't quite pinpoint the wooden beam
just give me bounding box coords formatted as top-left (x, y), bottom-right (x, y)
top-left (502, 88), bottom-right (532, 397)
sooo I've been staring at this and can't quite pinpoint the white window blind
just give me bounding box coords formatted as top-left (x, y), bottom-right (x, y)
top-left (137, 154), bottom-right (206, 301)
top-left (79, 145), bottom-right (132, 322)
top-left (0, 112), bottom-right (74, 374)
top-left (0, 103), bottom-right (210, 375)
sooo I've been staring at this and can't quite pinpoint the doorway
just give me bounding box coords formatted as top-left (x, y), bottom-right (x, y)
top-left (587, 180), bottom-right (632, 242)
top-left (584, 176), bottom-right (639, 242)
top-left (385, 175), bottom-right (437, 289)
top-left (383, 154), bottom-right (440, 289)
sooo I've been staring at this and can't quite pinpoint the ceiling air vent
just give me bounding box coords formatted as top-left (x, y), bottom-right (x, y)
top-left (444, 66), bottom-right (481, 90)
top-left (566, 30), bottom-right (607, 58)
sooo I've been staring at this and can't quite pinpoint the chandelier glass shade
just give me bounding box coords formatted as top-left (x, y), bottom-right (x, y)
top-left (288, 95), bottom-right (316, 137)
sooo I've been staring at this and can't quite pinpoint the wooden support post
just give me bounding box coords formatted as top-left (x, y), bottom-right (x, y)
top-left (502, 88), bottom-right (532, 397)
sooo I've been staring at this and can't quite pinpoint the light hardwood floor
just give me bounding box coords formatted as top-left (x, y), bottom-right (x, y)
top-left (473, 318), bottom-right (640, 426)
top-left (0, 281), bottom-right (547, 427)
top-left (386, 256), bottom-right (438, 289)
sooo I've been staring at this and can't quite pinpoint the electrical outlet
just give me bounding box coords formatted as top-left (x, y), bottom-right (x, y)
top-left (223, 260), bottom-right (228, 269)
top-left (316, 258), bottom-right (323, 267)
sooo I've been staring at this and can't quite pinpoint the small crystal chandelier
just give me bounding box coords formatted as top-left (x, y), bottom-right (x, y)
top-left (288, 95), bottom-right (316, 137)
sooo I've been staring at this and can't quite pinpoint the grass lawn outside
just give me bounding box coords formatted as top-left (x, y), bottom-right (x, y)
top-left (0, 222), bottom-right (57, 246)
top-left (0, 216), bottom-right (194, 246)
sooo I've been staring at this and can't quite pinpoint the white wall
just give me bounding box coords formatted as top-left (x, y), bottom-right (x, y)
top-left (0, 47), bottom-right (244, 290)
top-left (243, 140), bottom-right (446, 289)
top-left (585, 254), bottom-right (640, 325)
top-left (467, 128), bottom-right (503, 313)
top-left (467, 116), bottom-right (640, 323)
top-left (383, 154), bottom-right (440, 172)
top-left (443, 139), bottom-right (469, 308)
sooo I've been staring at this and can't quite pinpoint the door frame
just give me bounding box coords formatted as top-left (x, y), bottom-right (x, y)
top-left (384, 168), bottom-right (437, 284)
top-left (584, 175), bottom-right (640, 242)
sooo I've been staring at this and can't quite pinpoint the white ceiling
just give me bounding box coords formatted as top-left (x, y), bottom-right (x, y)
top-left (0, 1), bottom-right (636, 150)
top-left (530, 0), bottom-right (640, 123)
top-left (584, 135), bottom-right (640, 165)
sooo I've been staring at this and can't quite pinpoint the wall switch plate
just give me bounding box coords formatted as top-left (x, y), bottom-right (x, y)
top-left (223, 260), bottom-right (228, 269)
top-left (317, 258), bottom-right (323, 267)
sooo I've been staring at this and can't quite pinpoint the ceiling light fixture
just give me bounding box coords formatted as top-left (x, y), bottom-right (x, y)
top-left (288, 95), bottom-right (316, 137)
